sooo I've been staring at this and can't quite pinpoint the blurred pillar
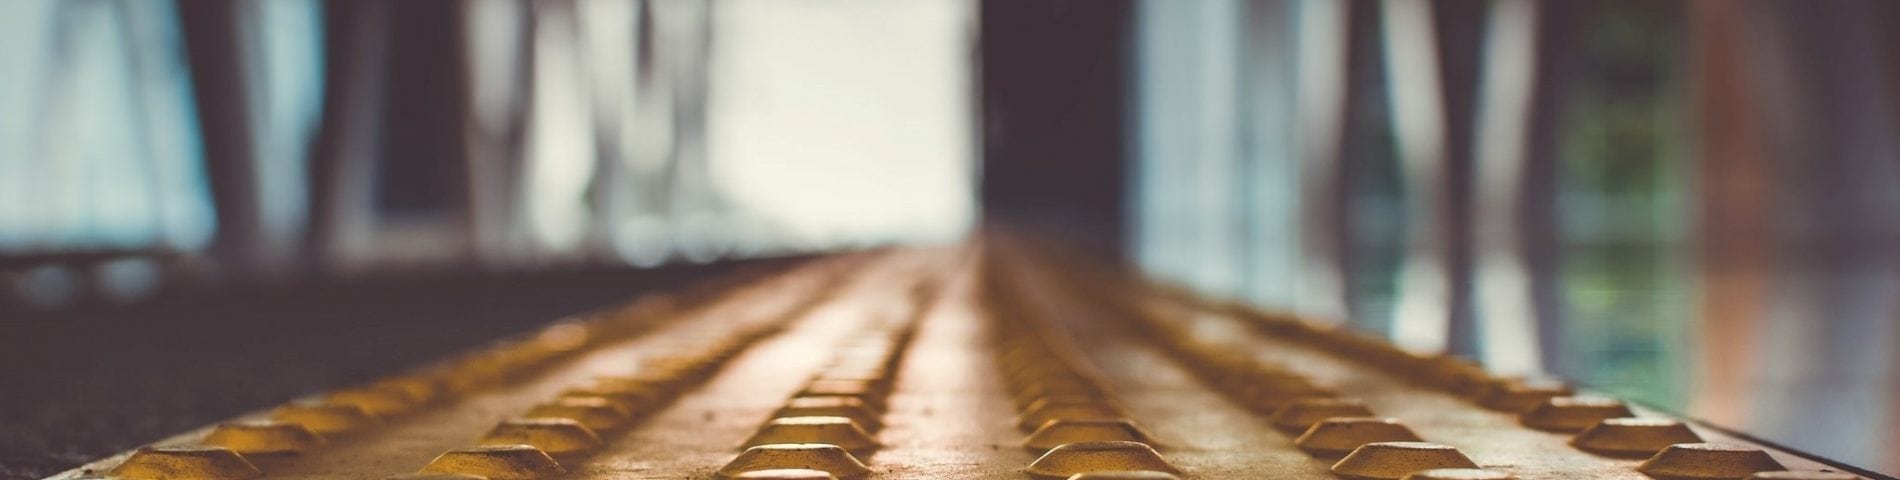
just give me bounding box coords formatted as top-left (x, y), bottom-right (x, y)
top-left (378, 0), bottom-right (475, 259)
top-left (1882, 3), bottom-right (1900, 470)
top-left (658, 0), bottom-right (718, 262)
top-left (1742, 0), bottom-right (1900, 466)
top-left (1468, 0), bottom-right (1554, 375)
top-left (519, 0), bottom-right (599, 257)
top-left (578, 0), bottom-right (640, 264)
top-left (1425, 0), bottom-right (1484, 358)
top-left (615, 0), bottom-right (679, 266)
top-left (177, 0), bottom-right (268, 273)
top-left (610, 0), bottom-right (715, 265)
top-left (1686, 0), bottom-right (1772, 426)
top-left (1379, 0), bottom-right (1479, 353)
top-left (462, 0), bottom-right (533, 266)
top-left (1294, 0), bottom-right (1353, 321)
top-left (1521, 1), bottom-right (1577, 376)
top-left (1239, 0), bottom-right (1303, 307)
top-left (306, 0), bottom-right (390, 271)
top-left (1330, 0), bottom-right (1381, 328)
top-left (178, 0), bottom-right (326, 276)
top-left (310, 0), bottom-right (476, 270)
top-left (980, 0), bottom-right (1132, 254)
top-left (1131, 0), bottom-right (1246, 296)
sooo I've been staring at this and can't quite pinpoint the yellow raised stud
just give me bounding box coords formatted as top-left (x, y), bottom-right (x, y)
top-left (1474, 379), bottom-right (1572, 412)
top-left (800, 395), bottom-right (885, 415)
top-left (715, 444), bottom-right (871, 480)
top-left (201, 421), bottom-right (327, 455)
top-left (1330, 442), bottom-right (1480, 480)
top-left (375, 376), bottom-right (445, 405)
top-left (1520, 397), bottom-right (1634, 432)
top-left (1025, 396), bottom-right (1124, 415)
top-left (1269, 398), bottom-right (1376, 433)
top-left (1023, 419), bottom-right (1154, 452)
top-left (590, 375), bottom-right (672, 399)
top-left (1242, 383), bottom-right (1340, 413)
top-left (1571, 418), bottom-right (1704, 458)
top-left (479, 418), bottom-right (604, 455)
top-left (1066, 472), bottom-right (1182, 480)
top-left (777, 397), bottom-right (883, 431)
top-left (109, 446), bottom-right (262, 480)
top-left (435, 360), bottom-right (503, 393)
top-left (798, 380), bottom-right (886, 407)
top-left (1746, 471), bottom-right (1859, 480)
top-left (418, 445), bottom-right (567, 479)
top-left (523, 397), bottom-right (632, 432)
top-left (326, 388), bottom-right (417, 417)
top-left (1295, 418), bottom-right (1424, 458)
top-left (595, 375), bottom-right (679, 397)
top-left (1017, 402), bottom-right (1126, 431)
top-left (1420, 356), bottom-right (1491, 393)
top-left (1014, 384), bottom-right (1105, 408)
top-left (1024, 441), bottom-right (1181, 480)
top-left (814, 369), bottom-right (889, 385)
top-left (561, 386), bottom-right (656, 414)
top-left (742, 417), bottom-right (879, 452)
top-left (733, 469), bottom-right (841, 479)
top-left (273, 402), bottom-right (379, 435)
top-left (1636, 443), bottom-right (1785, 480)
top-left (1401, 468), bottom-right (1515, 480)
top-left (526, 322), bottom-right (593, 355)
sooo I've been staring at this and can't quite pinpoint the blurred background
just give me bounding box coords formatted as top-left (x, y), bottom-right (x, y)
top-left (0, 0), bottom-right (1896, 477)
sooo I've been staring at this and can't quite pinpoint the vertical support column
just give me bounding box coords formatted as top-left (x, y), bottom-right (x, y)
top-left (1379, 0), bottom-right (1466, 352)
top-left (578, 0), bottom-right (641, 265)
top-left (1522, 0), bottom-right (1577, 377)
top-left (1740, 0), bottom-right (1900, 464)
top-left (1131, 0), bottom-right (1245, 296)
top-left (306, 0), bottom-right (391, 271)
top-left (1239, 0), bottom-right (1303, 307)
top-left (979, 0), bottom-right (1133, 254)
top-left (177, 0), bottom-right (266, 273)
top-left (662, 0), bottom-right (718, 262)
top-left (1684, 0), bottom-right (1771, 425)
top-left (461, 0), bottom-right (534, 266)
top-left (1426, 0), bottom-right (1484, 358)
top-left (1295, 0), bottom-right (1359, 323)
top-left (1469, 0), bottom-right (1550, 375)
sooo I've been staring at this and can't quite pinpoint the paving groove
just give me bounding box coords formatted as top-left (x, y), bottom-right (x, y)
top-left (44, 242), bottom-right (1881, 480)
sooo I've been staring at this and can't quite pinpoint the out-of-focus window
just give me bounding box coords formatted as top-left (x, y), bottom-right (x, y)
top-left (707, 0), bottom-right (978, 254)
top-left (1552, 1), bottom-right (1691, 411)
top-left (0, 0), bottom-right (977, 269)
top-left (508, 0), bottom-right (977, 265)
top-left (0, 0), bottom-right (215, 253)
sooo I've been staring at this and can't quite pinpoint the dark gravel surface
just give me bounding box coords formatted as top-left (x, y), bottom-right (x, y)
top-left (0, 260), bottom-right (781, 479)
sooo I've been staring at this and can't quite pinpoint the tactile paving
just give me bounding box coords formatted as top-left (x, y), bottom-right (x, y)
top-left (40, 244), bottom-right (1886, 480)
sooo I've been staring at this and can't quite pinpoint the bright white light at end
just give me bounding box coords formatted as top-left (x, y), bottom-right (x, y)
top-left (524, 8), bottom-right (597, 253)
top-left (707, 0), bottom-right (976, 247)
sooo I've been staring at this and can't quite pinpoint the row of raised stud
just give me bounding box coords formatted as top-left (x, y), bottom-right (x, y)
top-left (1110, 301), bottom-right (1496, 480)
top-left (1210, 299), bottom-right (1860, 480)
top-left (403, 321), bottom-right (791, 479)
top-left (103, 290), bottom-right (698, 480)
top-left (992, 237), bottom-right (1473, 478)
top-left (392, 265), bottom-right (865, 480)
top-left (715, 292), bottom-right (933, 480)
top-left (992, 237), bottom-right (1862, 480)
top-left (976, 266), bottom-right (1183, 480)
